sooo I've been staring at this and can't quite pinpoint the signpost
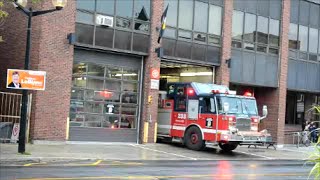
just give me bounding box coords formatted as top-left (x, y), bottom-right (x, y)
top-left (150, 68), bottom-right (160, 90)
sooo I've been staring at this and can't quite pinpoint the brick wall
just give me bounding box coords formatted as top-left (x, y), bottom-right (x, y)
top-left (255, 0), bottom-right (290, 144)
top-left (140, 0), bottom-right (163, 143)
top-left (215, 0), bottom-right (233, 86)
top-left (0, 1), bottom-right (76, 141)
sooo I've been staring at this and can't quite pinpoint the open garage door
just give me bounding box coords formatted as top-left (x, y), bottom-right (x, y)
top-left (160, 61), bottom-right (215, 91)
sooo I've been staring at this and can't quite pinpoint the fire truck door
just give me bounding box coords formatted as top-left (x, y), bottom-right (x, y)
top-left (188, 100), bottom-right (199, 120)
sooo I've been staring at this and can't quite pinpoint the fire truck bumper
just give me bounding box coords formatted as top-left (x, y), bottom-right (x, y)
top-left (220, 133), bottom-right (273, 144)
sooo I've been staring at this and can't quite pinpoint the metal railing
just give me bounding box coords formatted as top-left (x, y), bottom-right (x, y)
top-left (0, 92), bottom-right (22, 141)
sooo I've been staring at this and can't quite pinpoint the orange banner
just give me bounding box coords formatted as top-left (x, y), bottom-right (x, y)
top-left (6, 69), bottom-right (46, 90)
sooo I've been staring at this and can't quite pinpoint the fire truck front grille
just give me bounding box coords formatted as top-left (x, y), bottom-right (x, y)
top-left (236, 118), bottom-right (251, 131)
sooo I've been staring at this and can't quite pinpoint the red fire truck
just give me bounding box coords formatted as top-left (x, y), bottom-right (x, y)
top-left (157, 82), bottom-right (271, 152)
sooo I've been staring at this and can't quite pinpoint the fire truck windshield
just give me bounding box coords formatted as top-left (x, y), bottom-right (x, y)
top-left (218, 97), bottom-right (258, 116)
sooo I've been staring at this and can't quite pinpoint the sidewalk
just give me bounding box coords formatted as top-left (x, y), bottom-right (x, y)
top-left (0, 143), bottom-right (316, 165)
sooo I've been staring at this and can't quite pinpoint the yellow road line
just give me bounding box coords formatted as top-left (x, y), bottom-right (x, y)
top-left (17, 173), bottom-right (308, 180)
top-left (23, 162), bottom-right (47, 167)
top-left (91, 160), bottom-right (102, 166)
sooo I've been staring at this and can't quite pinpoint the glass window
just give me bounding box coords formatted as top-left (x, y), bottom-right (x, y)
top-left (116, 17), bottom-right (132, 29)
top-left (208, 35), bottom-right (220, 45)
top-left (76, 11), bottom-right (94, 24)
top-left (299, 25), bottom-right (308, 52)
top-left (163, 38), bottom-right (176, 56)
top-left (208, 5), bottom-right (222, 35)
top-left (178, 30), bottom-right (192, 40)
top-left (123, 69), bottom-right (139, 81)
top-left (114, 30), bottom-right (132, 51)
top-left (244, 43), bottom-right (254, 51)
top-left (116, 0), bottom-right (133, 18)
top-left (178, 0), bottom-right (193, 30)
top-left (193, 33), bottom-right (206, 42)
top-left (134, 21), bottom-right (150, 32)
top-left (257, 45), bottom-right (267, 53)
top-left (299, 0), bottom-right (310, 26)
top-left (232, 11), bottom-right (244, 40)
top-left (95, 27), bottom-right (114, 48)
top-left (257, 0), bottom-right (269, 17)
top-left (309, 28), bottom-right (318, 54)
top-left (122, 93), bottom-right (138, 104)
top-left (244, 13), bottom-right (256, 42)
top-left (134, 0), bottom-right (150, 21)
top-left (319, 31), bottom-right (320, 54)
top-left (87, 78), bottom-right (104, 90)
top-left (290, 0), bottom-right (299, 23)
top-left (309, 3), bottom-right (320, 28)
top-left (175, 97), bottom-right (186, 111)
top-left (133, 33), bottom-right (149, 53)
top-left (84, 101), bottom-right (103, 114)
top-left (96, 0), bottom-right (114, 15)
top-left (269, 0), bottom-right (281, 19)
top-left (76, 0), bottom-right (95, 11)
top-left (164, 28), bottom-right (176, 38)
top-left (257, 16), bottom-right (268, 44)
top-left (269, 19), bottom-right (280, 46)
top-left (105, 66), bottom-right (122, 79)
top-left (123, 82), bottom-right (138, 92)
top-left (289, 23), bottom-right (298, 49)
top-left (87, 63), bottom-right (105, 77)
top-left (71, 89), bottom-right (85, 100)
top-left (192, 44), bottom-right (206, 61)
top-left (73, 63), bottom-right (87, 76)
top-left (164, 0), bottom-right (178, 27)
top-left (75, 24), bottom-right (94, 45)
top-left (72, 77), bottom-right (86, 88)
top-left (104, 79), bottom-right (121, 91)
top-left (194, 1), bottom-right (208, 33)
top-left (175, 41), bottom-right (192, 59)
top-left (207, 46), bottom-right (220, 64)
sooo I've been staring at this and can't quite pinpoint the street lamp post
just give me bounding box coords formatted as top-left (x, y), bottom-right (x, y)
top-left (12, 0), bottom-right (67, 153)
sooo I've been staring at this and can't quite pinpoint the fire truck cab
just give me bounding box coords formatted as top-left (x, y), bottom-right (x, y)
top-left (157, 82), bottom-right (272, 152)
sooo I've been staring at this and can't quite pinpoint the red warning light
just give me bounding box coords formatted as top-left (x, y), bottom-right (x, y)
top-left (99, 90), bottom-right (113, 98)
top-left (244, 92), bottom-right (252, 97)
top-left (188, 88), bottom-right (195, 96)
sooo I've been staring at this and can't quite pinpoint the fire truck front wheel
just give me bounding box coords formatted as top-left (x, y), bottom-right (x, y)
top-left (184, 126), bottom-right (205, 151)
top-left (219, 142), bottom-right (239, 152)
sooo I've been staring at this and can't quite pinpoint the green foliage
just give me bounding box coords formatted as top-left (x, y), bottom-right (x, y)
top-left (307, 105), bottom-right (320, 179)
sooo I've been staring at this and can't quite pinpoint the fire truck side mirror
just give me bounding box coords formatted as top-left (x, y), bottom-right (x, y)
top-left (223, 102), bottom-right (230, 113)
top-left (262, 105), bottom-right (268, 117)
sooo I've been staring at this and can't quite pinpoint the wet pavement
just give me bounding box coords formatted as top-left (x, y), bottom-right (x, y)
top-left (0, 160), bottom-right (312, 180)
top-left (0, 142), bottom-right (314, 165)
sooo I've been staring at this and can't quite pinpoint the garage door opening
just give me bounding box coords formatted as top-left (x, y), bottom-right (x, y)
top-left (160, 62), bottom-right (215, 91)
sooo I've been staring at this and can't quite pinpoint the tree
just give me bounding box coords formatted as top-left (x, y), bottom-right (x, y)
top-left (0, 0), bottom-right (41, 42)
top-left (307, 105), bottom-right (320, 179)
top-left (0, 0), bottom-right (8, 42)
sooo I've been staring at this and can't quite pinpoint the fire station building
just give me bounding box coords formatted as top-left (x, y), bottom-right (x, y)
top-left (0, 0), bottom-right (319, 145)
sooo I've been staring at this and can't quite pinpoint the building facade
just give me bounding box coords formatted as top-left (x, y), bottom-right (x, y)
top-left (0, 0), bottom-right (319, 144)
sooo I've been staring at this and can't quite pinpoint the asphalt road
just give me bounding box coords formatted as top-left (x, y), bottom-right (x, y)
top-left (0, 160), bottom-right (313, 180)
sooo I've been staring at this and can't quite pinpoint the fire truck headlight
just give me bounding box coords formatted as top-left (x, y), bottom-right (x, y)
top-left (251, 126), bottom-right (258, 131)
top-left (260, 129), bottom-right (268, 134)
top-left (229, 127), bottom-right (238, 134)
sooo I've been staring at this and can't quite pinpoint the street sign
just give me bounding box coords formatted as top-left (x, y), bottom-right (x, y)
top-left (11, 123), bottom-right (20, 143)
top-left (6, 69), bottom-right (46, 90)
top-left (150, 68), bottom-right (160, 80)
top-left (151, 79), bottom-right (160, 90)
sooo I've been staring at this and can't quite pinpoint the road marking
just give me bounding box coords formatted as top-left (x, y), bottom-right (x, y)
top-left (23, 162), bottom-right (47, 167)
top-left (17, 173), bottom-right (308, 180)
top-left (91, 160), bottom-right (102, 166)
top-left (234, 150), bottom-right (274, 160)
top-left (130, 144), bottom-right (198, 160)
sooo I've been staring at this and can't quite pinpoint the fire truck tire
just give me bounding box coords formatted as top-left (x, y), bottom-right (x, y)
top-left (184, 126), bottom-right (205, 151)
top-left (219, 142), bottom-right (239, 152)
